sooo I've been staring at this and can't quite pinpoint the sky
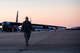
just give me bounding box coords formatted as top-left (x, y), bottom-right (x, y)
top-left (0, 0), bottom-right (80, 28)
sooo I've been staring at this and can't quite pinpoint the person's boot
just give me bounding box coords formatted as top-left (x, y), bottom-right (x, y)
top-left (26, 44), bottom-right (29, 46)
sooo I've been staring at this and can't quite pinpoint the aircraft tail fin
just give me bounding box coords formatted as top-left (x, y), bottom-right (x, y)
top-left (16, 11), bottom-right (18, 23)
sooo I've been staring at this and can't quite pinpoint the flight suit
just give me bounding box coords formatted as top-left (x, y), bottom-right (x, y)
top-left (21, 21), bottom-right (32, 46)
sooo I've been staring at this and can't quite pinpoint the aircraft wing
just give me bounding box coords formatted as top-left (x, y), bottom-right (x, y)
top-left (9, 22), bottom-right (22, 26)
top-left (0, 22), bottom-right (22, 26)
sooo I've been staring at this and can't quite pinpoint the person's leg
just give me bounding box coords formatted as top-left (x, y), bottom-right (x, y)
top-left (24, 32), bottom-right (29, 46)
top-left (26, 32), bottom-right (31, 46)
top-left (27, 32), bottom-right (31, 40)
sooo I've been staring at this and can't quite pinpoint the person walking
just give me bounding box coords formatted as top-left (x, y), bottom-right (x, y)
top-left (21, 16), bottom-right (32, 46)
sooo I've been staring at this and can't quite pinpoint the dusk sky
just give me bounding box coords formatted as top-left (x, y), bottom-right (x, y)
top-left (0, 0), bottom-right (80, 28)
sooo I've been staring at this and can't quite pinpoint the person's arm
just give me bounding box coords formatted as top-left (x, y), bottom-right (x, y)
top-left (29, 22), bottom-right (32, 31)
top-left (21, 22), bottom-right (24, 32)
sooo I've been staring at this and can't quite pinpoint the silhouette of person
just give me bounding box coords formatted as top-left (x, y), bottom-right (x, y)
top-left (21, 16), bottom-right (32, 46)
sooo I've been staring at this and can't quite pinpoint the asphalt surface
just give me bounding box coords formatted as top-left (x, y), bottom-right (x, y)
top-left (0, 31), bottom-right (80, 53)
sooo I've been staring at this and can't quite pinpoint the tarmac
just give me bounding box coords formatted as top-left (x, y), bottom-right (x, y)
top-left (0, 30), bottom-right (80, 53)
